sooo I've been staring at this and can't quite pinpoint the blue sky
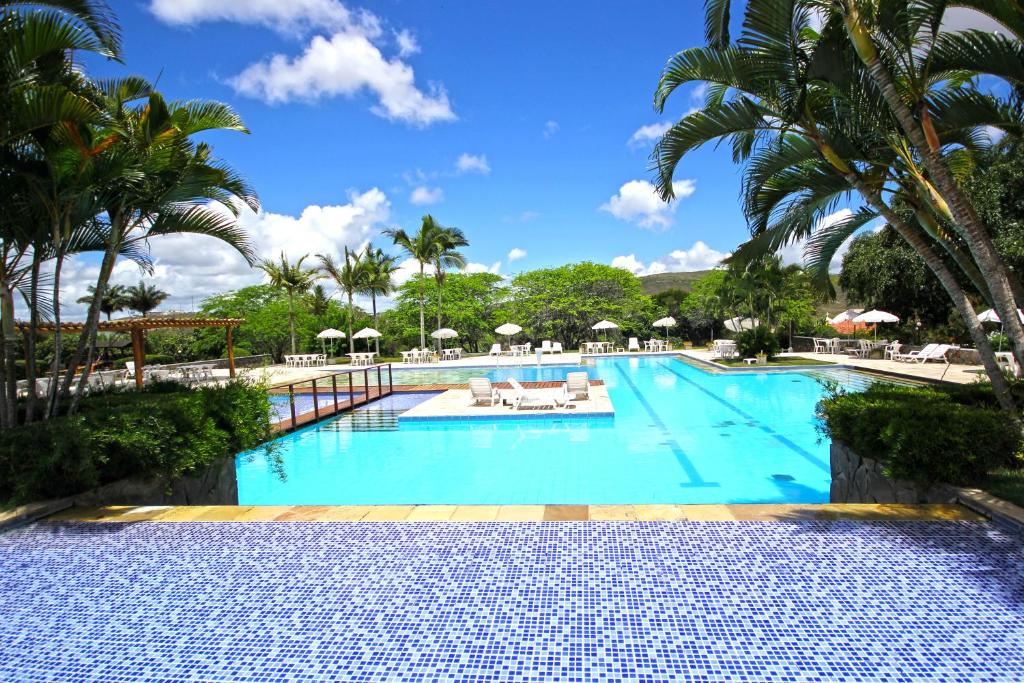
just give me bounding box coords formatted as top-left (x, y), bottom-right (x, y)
top-left (60, 0), bottom-right (766, 314)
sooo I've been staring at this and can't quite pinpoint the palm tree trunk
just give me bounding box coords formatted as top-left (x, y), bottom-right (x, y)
top-left (417, 263), bottom-right (426, 348)
top-left (288, 291), bottom-right (297, 354)
top-left (0, 279), bottom-right (16, 428)
top-left (844, 13), bottom-right (1024, 375)
top-left (65, 238), bottom-right (119, 413)
top-left (24, 254), bottom-right (41, 424)
top-left (436, 274), bottom-right (443, 353)
top-left (46, 247), bottom-right (66, 419)
top-left (372, 294), bottom-right (379, 355)
top-left (347, 290), bottom-right (354, 355)
top-left (845, 171), bottom-right (1016, 411)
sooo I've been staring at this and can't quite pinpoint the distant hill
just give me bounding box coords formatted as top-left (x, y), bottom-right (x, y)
top-left (640, 271), bottom-right (858, 320)
top-left (638, 271), bottom-right (713, 295)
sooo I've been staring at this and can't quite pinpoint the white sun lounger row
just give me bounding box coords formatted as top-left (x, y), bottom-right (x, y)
top-left (468, 372), bottom-right (590, 410)
top-left (284, 354), bottom-right (327, 367)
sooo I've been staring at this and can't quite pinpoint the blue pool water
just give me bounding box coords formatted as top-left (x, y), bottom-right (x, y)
top-left (268, 394), bottom-right (363, 422)
top-left (238, 357), bottom-right (887, 505)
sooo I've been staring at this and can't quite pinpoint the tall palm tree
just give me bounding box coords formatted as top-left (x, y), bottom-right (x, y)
top-left (651, 0), bottom-right (1018, 408)
top-left (318, 248), bottom-right (367, 355)
top-left (258, 253), bottom-right (321, 355)
top-left (77, 284), bottom-right (128, 321)
top-left (362, 244), bottom-right (400, 355)
top-left (125, 281), bottom-right (169, 317)
top-left (430, 226), bottom-right (469, 351)
top-left (385, 216), bottom-right (449, 348)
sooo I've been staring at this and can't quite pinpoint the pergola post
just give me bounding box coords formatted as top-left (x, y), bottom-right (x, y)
top-left (131, 328), bottom-right (145, 390)
top-left (226, 326), bottom-right (236, 378)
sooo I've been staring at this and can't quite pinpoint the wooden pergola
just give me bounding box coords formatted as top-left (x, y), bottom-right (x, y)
top-left (19, 317), bottom-right (245, 389)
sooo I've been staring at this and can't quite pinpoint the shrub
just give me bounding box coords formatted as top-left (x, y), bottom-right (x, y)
top-left (735, 326), bottom-right (780, 359)
top-left (0, 380), bottom-right (271, 505)
top-left (818, 383), bottom-right (1022, 487)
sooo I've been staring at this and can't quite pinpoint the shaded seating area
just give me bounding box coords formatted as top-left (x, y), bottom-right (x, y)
top-left (18, 316), bottom-right (244, 390)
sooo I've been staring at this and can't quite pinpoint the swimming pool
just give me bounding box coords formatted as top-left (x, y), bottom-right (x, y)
top-left (238, 357), bottom-right (888, 505)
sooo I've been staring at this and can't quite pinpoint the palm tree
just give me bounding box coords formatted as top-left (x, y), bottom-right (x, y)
top-left (385, 216), bottom-right (449, 348)
top-left (125, 281), bottom-right (169, 317)
top-left (258, 253), bottom-right (321, 354)
top-left (430, 226), bottom-right (469, 351)
top-left (318, 248), bottom-right (367, 355)
top-left (362, 245), bottom-right (400, 355)
top-left (77, 284), bottom-right (128, 321)
top-left (651, 0), bottom-right (1018, 408)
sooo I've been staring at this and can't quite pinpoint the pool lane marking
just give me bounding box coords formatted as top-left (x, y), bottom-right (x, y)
top-left (612, 363), bottom-right (719, 489)
top-left (656, 359), bottom-right (829, 474)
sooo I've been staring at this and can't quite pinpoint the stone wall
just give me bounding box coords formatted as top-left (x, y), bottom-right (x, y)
top-left (71, 456), bottom-right (238, 507)
top-left (829, 441), bottom-right (957, 504)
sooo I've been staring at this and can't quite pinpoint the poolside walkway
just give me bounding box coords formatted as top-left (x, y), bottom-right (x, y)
top-left (683, 349), bottom-right (986, 384)
top-left (2, 515), bottom-right (1022, 681)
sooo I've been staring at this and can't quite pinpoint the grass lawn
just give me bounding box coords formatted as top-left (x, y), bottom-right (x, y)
top-left (717, 356), bottom-right (835, 367)
top-left (983, 468), bottom-right (1024, 508)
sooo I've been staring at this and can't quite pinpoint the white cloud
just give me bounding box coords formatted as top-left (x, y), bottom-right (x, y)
top-left (147, 0), bottom-right (377, 36)
top-left (57, 189), bottom-right (392, 320)
top-left (628, 121), bottom-right (673, 148)
top-left (690, 83), bottom-right (707, 103)
top-left (600, 179), bottom-right (696, 229)
top-left (507, 248), bottom-right (526, 262)
top-left (455, 153), bottom-right (490, 175)
top-left (394, 28), bottom-right (419, 57)
top-left (941, 7), bottom-right (1012, 34)
top-left (229, 31), bottom-right (455, 126)
top-left (502, 211), bottom-right (538, 224)
top-left (409, 185), bottom-right (443, 205)
top-left (465, 261), bottom-right (502, 275)
top-left (543, 120), bottom-right (559, 138)
top-left (612, 241), bottom-right (728, 277)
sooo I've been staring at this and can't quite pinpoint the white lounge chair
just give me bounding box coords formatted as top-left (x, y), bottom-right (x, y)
top-left (489, 343), bottom-right (503, 356)
top-left (551, 342), bottom-right (562, 353)
top-left (894, 343), bottom-right (949, 363)
top-left (540, 340), bottom-right (552, 353)
top-left (563, 372), bottom-right (590, 401)
top-left (469, 378), bottom-right (500, 406)
top-left (125, 361), bottom-right (137, 378)
top-left (628, 337), bottom-right (640, 352)
top-left (507, 377), bottom-right (562, 410)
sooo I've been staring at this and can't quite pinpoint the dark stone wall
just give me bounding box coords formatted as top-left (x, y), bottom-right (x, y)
top-left (71, 457), bottom-right (239, 507)
top-left (829, 441), bottom-right (956, 504)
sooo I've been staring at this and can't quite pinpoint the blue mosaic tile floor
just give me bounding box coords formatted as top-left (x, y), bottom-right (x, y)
top-left (1, 521), bottom-right (1023, 682)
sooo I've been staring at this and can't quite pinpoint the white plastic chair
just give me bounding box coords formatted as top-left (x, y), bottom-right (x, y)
top-left (469, 378), bottom-right (499, 406)
top-left (489, 343), bottom-right (503, 356)
top-left (552, 342), bottom-right (562, 353)
top-left (628, 337), bottom-right (640, 352)
top-left (562, 372), bottom-right (590, 401)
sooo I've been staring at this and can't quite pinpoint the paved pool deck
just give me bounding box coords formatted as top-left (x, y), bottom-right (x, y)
top-left (399, 384), bottom-right (614, 420)
top-left (2, 515), bottom-right (1022, 682)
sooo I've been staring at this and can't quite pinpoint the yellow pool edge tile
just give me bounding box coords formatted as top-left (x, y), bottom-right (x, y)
top-left (41, 503), bottom-right (984, 523)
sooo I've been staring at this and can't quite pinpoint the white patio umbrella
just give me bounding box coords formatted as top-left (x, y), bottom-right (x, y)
top-left (494, 322), bottom-right (523, 347)
top-left (316, 328), bottom-right (345, 355)
top-left (828, 309), bottom-right (863, 325)
top-left (852, 309), bottom-right (900, 340)
top-left (592, 319), bottom-right (619, 341)
top-left (352, 327), bottom-right (382, 351)
top-left (977, 309), bottom-right (1024, 351)
top-left (653, 316), bottom-right (676, 329)
top-left (430, 328), bottom-right (458, 350)
top-left (724, 316), bottom-right (758, 332)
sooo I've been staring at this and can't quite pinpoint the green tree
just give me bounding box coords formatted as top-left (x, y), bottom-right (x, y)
top-left (510, 262), bottom-right (654, 349)
top-left (430, 226), bottom-right (469, 351)
top-left (650, 0), bottom-right (1019, 408)
top-left (77, 284), bottom-right (128, 321)
top-left (390, 273), bottom-right (504, 353)
top-left (318, 248), bottom-right (367, 355)
top-left (257, 253), bottom-right (321, 354)
top-left (385, 215), bottom-right (452, 348)
top-left (840, 228), bottom-right (953, 328)
top-left (124, 281), bottom-right (169, 317)
top-left (680, 271), bottom-right (727, 343)
top-left (362, 244), bottom-right (400, 355)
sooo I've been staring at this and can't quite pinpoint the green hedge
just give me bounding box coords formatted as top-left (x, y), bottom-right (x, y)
top-left (818, 383), bottom-right (1022, 487)
top-left (0, 380), bottom-right (271, 505)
